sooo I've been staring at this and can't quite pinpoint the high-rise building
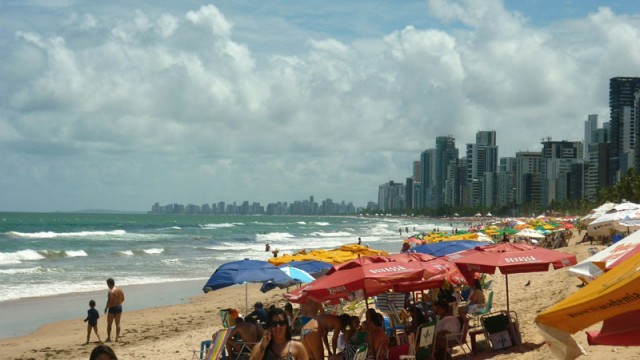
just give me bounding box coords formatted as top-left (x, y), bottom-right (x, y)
top-left (584, 114), bottom-right (598, 161)
top-left (609, 77), bottom-right (640, 183)
top-left (420, 149), bottom-right (435, 208)
top-left (515, 151), bottom-right (542, 207)
top-left (540, 139), bottom-right (583, 206)
top-left (434, 136), bottom-right (458, 208)
top-left (378, 181), bottom-right (405, 211)
top-left (465, 131), bottom-right (498, 207)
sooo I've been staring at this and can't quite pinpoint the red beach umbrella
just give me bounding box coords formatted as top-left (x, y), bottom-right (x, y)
top-left (445, 243), bottom-right (577, 313)
top-left (284, 260), bottom-right (426, 303)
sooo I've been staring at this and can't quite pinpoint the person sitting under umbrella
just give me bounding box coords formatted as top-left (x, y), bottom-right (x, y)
top-left (433, 300), bottom-right (461, 360)
top-left (467, 279), bottom-right (486, 314)
top-left (226, 317), bottom-right (264, 357)
top-left (250, 308), bottom-right (308, 360)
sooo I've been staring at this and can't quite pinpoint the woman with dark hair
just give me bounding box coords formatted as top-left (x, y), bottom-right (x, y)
top-left (467, 279), bottom-right (486, 314)
top-left (365, 309), bottom-right (388, 360)
top-left (250, 308), bottom-right (308, 360)
top-left (89, 344), bottom-right (117, 360)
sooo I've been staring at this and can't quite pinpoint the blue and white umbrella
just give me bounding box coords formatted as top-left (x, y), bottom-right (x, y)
top-left (260, 266), bottom-right (315, 293)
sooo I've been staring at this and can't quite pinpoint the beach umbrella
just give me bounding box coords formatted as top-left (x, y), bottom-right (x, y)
top-left (391, 257), bottom-right (468, 293)
top-left (587, 207), bottom-right (640, 236)
top-left (445, 243), bottom-right (577, 313)
top-left (284, 260), bottom-right (427, 303)
top-left (412, 240), bottom-right (491, 257)
top-left (536, 251), bottom-right (640, 354)
top-left (568, 230), bottom-right (640, 281)
top-left (277, 260), bottom-right (332, 278)
top-left (202, 259), bottom-right (295, 314)
top-left (260, 265), bottom-right (316, 293)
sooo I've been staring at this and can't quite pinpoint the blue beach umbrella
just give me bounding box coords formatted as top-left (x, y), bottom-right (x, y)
top-left (260, 266), bottom-right (316, 293)
top-left (278, 260), bottom-right (332, 278)
top-left (412, 240), bottom-right (491, 257)
top-left (203, 259), bottom-right (295, 314)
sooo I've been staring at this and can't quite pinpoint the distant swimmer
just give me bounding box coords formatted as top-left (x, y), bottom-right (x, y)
top-left (272, 249), bottom-right (279, 257)
top-left (265, 243), bottom-right (271, 252)
top-left (357, 237), bottom-right (362, 245)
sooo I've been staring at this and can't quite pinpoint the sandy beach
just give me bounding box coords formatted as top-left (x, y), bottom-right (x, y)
top-left (1, 235), bottom-right (639, 360)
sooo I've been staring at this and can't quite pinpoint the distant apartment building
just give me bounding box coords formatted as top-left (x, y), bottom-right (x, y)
top-left (609, 77), bottom-right (640, 183)
top-left (378, 181), bottom-right (405, 211)
top-left (515, 151), bottom-right (542, 207)
top-left (465, 131), bottom-right (498, 208)
top-left (540, 139), bottom-right (583, 206)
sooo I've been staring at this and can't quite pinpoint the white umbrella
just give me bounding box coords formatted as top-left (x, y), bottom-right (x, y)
top-left (587, 207), bottom-right (640, 236)
top-left (568, 230), bottom-right (640, 281)
top-left (515, 228), bottom-right (546, 239)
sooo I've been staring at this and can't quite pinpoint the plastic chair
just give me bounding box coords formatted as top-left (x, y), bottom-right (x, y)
top-left (445, 316), bottom-right (471, 359)
top-left (353, 345), bottom-right (369, 360)
top-left (192, 340), bottom-right (212, 360)
top-left (193, 328), bottom-right (231, 360)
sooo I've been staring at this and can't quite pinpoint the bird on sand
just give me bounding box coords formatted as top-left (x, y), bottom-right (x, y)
top-left (524, 280), bottom-right (531, 286)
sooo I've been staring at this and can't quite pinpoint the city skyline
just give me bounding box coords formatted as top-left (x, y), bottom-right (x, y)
top-left (2, 1), bottom-right (640, 212)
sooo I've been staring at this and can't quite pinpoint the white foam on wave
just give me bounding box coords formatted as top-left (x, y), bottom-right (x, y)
top-left (255, 232), bottom-right (295, 242)
top-left (314, 222), bottom-right (330, 226)
top-left (203, 242), bottom-right (256, 252)
top-left (200, 223), bottom-right (234, 229)
top-left (65, 250), bottom-right (88, 257)
top-left (158, 226), bottom-right (181, 231)
top-left (143, 248), bottom-right (164, 254)
top-left (7, 230), bottom-right (126, 239)
top-left (161, 258), bottom-right (181, 264)
top-left (0, 249), bottom-right (45, 264)
top-left (0, 266), bottom-right (48, 274)
top-left (0, 276), bottom-right (201, 302)
top-left (309, 231), bottom-right (352, 237)
top-left (296, 221), bottom-right (306, 225)
top-left (119, 250), bottom-right (134, 256)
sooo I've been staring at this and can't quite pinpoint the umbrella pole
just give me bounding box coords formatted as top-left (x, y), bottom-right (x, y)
top-left (505, 274), bottom-right (510, 314)
top-left (245, 283), bottom-right (248, 316)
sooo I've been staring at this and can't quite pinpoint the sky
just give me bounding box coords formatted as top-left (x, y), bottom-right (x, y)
top-left (1, 0), bottom-right (640, 212)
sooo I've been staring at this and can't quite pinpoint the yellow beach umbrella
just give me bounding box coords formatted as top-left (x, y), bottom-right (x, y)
top-left (535, 250), bottom-right (640, 333)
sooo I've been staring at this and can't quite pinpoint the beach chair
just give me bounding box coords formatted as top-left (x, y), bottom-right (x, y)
top-left (414, 320), bottom-right (436, 360)
top-left (192, 328), bottom-right (231, 360)
top-left (352, 345), bottom-right (369, 360)
top-left (220, 309), bottom-right (237, 328)
top-left (481, 311), bottom-right (513, 351)
top-left (445, 316), bottom-right (471, 359)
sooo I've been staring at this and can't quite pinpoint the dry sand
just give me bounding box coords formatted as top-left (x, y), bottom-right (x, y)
top-left (1, 233), bottom-right (638, 359)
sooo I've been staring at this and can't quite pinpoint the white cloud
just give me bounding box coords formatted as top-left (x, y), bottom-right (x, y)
top-left (1, 1), bottom-right (640, 211)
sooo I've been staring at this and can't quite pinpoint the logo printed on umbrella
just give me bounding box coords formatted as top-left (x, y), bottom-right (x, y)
top-left (327, 286), bottom-right (347, 294)
top-left (505, 256), bottom-right (538, 263)
top-left (368, 265), bottom-right (409, 274)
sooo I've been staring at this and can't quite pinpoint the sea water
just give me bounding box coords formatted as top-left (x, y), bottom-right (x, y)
top-left (0, 212), bottom-right (459, 337)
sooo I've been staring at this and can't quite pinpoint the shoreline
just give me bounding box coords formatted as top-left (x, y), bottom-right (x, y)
top-left (0, 278), bottom-right (207, 339)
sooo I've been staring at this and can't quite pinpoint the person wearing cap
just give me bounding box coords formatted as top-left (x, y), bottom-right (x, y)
top-left (247, 301), bottom-right (269, 324)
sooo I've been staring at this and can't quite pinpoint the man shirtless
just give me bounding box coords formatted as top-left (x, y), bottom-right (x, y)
top-left (104, 278), bottom-right (125, 342)
top-left (301, 314), bottom-right (350, 360)
top-left (226, 317), bottom-right (264, 356)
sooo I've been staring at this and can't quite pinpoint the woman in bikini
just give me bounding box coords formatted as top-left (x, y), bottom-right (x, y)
top-left (250, 308), bottom-right (308, 360)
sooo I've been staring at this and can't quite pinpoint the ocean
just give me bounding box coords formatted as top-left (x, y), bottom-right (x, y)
top-left (0, 212), bottom-right (459, 338)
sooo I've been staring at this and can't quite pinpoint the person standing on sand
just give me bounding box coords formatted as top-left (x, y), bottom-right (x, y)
top-left (104, 278), bottom-right (125, 342)
top-left (84, 299), bottom-right (102, 344)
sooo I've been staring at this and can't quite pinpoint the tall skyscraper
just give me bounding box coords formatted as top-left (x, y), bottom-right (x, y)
top-left (609, 77), bottom-right (640, 183)
top-left (420, 149), bottom-right (435, 208)
top-left (584, 114), bottom-right (598, 161)
top-left (434, 136), bottom-right (458, 208)
top-left (465, 131), bottom-right (498, 207)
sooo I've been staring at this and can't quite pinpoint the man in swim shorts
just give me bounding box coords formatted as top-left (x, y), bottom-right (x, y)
top-left (104, 278), bottom-right (125, 342)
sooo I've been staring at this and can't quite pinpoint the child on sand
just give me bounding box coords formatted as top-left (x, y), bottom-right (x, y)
top-left (84, 300), bottom-right (102, 344)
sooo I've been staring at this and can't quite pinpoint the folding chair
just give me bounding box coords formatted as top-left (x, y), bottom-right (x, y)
top-left (481, 311), bottom-right (513, 351)
top-left (192, 328), bottom-right (231, 360)
top-left (445, 316), bottom-right (471, 359)
top-left (353, 345), bottom-right (369, 360)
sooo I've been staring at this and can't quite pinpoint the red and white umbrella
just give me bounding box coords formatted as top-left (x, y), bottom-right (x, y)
top-left (445, 243), bottom-right (577, 313)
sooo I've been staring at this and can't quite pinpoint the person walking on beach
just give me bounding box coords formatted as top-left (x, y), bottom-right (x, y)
top-left (104, 278), bottom-right (125, 342)
top-left (84, 299), bottom-right (102, 344)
